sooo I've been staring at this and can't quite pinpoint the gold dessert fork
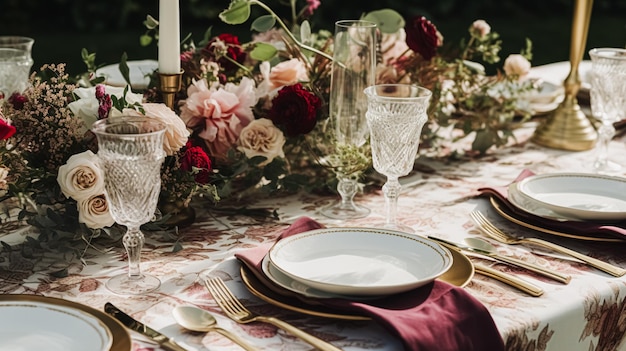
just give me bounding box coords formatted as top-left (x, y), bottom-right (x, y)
top-left (205, 277), bottom-right (343, 351)
top-left (470, 210), bottom-right (626, 277)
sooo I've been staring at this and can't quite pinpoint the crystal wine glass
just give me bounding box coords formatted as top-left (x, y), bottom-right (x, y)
top-left (320, 19), bottom-right (377, 219)
top-left (364, 84), bottom-right (432, 232)
top-left (588, 48), bottom-right (626, 174)
top-left (92, 117), bottom-right (166, 295)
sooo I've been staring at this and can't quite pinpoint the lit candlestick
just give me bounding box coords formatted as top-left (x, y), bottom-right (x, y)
top-left (158, 0), bottom-right (181, 74)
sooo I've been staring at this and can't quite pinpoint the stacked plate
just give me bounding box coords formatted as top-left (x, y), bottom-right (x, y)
top-left (508, 173), bottom-right (626, 222)
top-left (263, 227), bottom-right (453, 299)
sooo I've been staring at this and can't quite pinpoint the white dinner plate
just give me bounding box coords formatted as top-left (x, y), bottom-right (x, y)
top-left (507, 183), bottom-right (577, 222)
top-left (96, 60), bottom-right (157, 90)
top-left (262, 254), bottom-right (377, 299)
top-left (268, 227), bottom-right (453, 296)
top-left (516, 173), bottom-right (626, 221)
top-left (0, 296), bottom-right (116, 351)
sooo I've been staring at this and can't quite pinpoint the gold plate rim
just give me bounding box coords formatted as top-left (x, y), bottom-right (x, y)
top-left (0, 294), bottom-right (131, 351)
top-left (490, 197), bottom-right (626, 243)
top-left (240, 245), bottom-right (474, 320)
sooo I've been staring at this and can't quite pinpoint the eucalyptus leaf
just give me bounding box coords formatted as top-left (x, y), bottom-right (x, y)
top-left (300, 20), bottom-right (312, 44)
top-left (362, 9), bottom-right (405, 34)
top-left (219, 0), bottom-right (252, 25)
top-left (143, 14), bottom-right (158, 29)
top-left (250, 42), bottom-right (278, 61)
top-left (119, 53), bottom-right (131, 87)
top-left (472, 129), bottom-right (497, 154)
top-left (251, 15), bottom-right (276, 32)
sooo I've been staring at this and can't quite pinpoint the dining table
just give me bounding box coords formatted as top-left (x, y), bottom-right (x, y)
top-left (2, 62), bottom-right (626, 351)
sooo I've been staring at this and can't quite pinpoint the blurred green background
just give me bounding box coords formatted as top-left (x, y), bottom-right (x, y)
top-left (1, 0), bottom-right (625, 76)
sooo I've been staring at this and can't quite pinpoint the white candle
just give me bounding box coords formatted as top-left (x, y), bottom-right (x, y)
top-left (158, 0), bottom-right (181, 74)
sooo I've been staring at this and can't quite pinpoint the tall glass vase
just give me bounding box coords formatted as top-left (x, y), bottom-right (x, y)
top-left (320, 20), bottom-right (377, 220)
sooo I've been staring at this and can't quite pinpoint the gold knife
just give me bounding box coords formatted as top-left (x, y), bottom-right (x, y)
top-left (104, 302), bottom-right (188, 351)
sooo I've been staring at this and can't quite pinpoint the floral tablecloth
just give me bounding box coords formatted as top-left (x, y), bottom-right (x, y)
top-left (2, 122), bottom-right (626, 351)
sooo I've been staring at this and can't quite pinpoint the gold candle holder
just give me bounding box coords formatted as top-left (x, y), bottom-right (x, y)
top-left (158, 70), bottom-right (183, 110)
top-left (531, 0), bottom-right (597, 151)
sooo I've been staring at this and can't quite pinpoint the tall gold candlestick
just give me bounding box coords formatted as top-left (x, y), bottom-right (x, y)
top-left (531, 0), bottom-right (597, 151)
top-left (159, 70), bottom-right (183, 111)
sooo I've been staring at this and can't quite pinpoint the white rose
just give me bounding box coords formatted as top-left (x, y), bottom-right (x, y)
top-left (78, 194), bottom-right (115, 229)
top-left (503, 54), bottom-right (531, 80)
top-left (237, 118), bottom-right (285, 166)
top-left (69, 85), bottom-right (143, 129)
top-left (121, 103), bottom-right (190, 155)
top-left (471, 20), bottom-right (491, 38)
top-left (57, 150), bottom-right (104, 201)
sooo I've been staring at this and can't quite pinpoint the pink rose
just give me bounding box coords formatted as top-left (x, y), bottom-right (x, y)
top-left (268, 58), bottom-right (309, 91)
top-left (180, 77), bottom-right (258, 160)
top-left (503, 54), bottom-right (531, 80)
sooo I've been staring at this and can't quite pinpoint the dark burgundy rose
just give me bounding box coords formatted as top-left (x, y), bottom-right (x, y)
top-left (405, 16), bottom-right (440, 60)
top-left (267, 83), bottom-right (322, 137)
top-left (180, 141), bottom-right (212, 184)
top-left (8, 92), bottom-right (28, 110)
top-left (201, 33), bottom-right (247, 72)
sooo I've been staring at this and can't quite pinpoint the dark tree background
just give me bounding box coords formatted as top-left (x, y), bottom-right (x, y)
top-left (1, 0), bottom-right (624, 75)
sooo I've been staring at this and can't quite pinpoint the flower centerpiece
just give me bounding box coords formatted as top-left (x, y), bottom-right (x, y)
top-left (0, 0), bottom-right (538, 267)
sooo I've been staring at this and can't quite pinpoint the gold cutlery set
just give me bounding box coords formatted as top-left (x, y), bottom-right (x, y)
top-left (462, 210), bottom-right (625, 296)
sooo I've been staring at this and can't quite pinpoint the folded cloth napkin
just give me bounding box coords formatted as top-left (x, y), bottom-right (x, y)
top-left (235, 217), bottom-right (505, 351)
top-left (477, 169), bottom-right (626, 239)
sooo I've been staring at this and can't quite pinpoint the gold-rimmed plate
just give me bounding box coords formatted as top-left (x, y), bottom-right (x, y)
top-left (240, 245), bottom-right (474, 320)
top-left (490, 197), bottom-right (626, 243)
top-left (0, 295), bottom-right (131, 351)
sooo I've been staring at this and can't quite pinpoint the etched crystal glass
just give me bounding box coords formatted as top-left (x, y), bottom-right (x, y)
top-left (0, 48), bottom-right (32, 98)
top-left (320, 19), bottom-right (377, 220)
top-left (589, 48), bottom-right (626, 174)
top-left (92, 117), bottom-right (166, 295)
top-left (364, 84), bottom-right (432, 232)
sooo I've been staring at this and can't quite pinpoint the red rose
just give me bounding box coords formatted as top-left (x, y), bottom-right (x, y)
top-left (180, 142), bottom-right (212, 185)
top-left (405, 16), bottom-right (440, 60)
top-left (202, 34), bottom-right (247, 72)
top-left (0, 117), bottom-right (16, 140)
top-left (267, 83), bottom-right (322, 137)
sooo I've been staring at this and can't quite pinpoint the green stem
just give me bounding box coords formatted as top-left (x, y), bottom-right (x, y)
top-left (251, 0), bottom-right (334, 63)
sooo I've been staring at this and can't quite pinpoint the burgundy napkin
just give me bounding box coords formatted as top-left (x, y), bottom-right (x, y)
top-left (235, 217), bottom-right (504, 351)
top-left (477, 169), bottom-right (626, 239)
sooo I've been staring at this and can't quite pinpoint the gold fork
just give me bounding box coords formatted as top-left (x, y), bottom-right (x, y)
top-left (205, 277), bottom-right (343, 351)
top-left (470, 210), bottom-right (626, 277)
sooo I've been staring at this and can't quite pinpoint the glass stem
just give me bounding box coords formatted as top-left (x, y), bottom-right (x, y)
top-left (383, 177), bottom-right (402, 226)
top-left (596, 122), bottom-right (616, 167)
top-left (337, 176), bottom-right (359, 209)
top-left (122, 226), bottom-right (145, 280)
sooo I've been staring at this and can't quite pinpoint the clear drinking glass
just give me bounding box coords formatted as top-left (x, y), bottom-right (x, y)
top-left (92, 117), bottom-right (166, 295)
top-left (320, 20), bottom-right (377, 220)
top-left (0, 48), bottom-right (32, 98)
top-left (364, 84), bottom-right (432, 232)
top-left (588, 48), bottom-right (626, 174)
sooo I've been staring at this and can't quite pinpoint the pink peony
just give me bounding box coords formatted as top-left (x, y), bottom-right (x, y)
top-left (180, 77), bottom-right (258, 159)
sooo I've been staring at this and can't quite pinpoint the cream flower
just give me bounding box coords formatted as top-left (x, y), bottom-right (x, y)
top-left (68, 85), bottom-right (143, 129)
top-left (470, 20), bottom-right (491, 38)
top-left (57, 150), bottom-right (104, 201)
top-left (121, 103), bottom-right (190, 155)
top-left (78, 194), bottom-right (115, 229)
top-left (0, 167), bottom-right (8, 197)
top-left (237, 118), bottom-right (285, 166)
top-left (503, 54), bottom-right (531, 80)
top-left (237, 118), bottom-right (285, 165)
